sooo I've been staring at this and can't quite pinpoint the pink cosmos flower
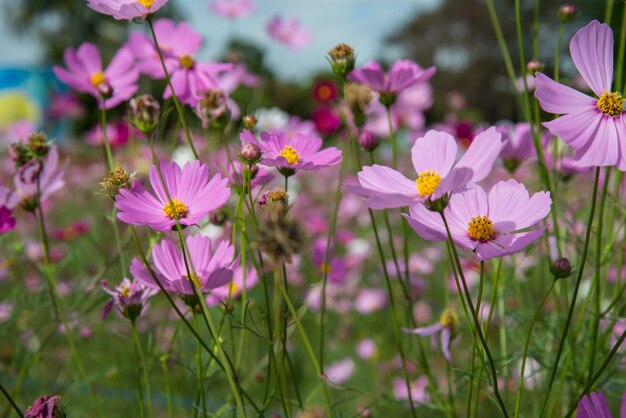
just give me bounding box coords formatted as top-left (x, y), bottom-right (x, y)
top-left (347, 128), bottom-right (504, 209)
top-left (393, 376), bottom-right (429, 405)
top-left (87, 0), bottom-right (169, 20)
top-left (325, 358), bottom-right (355, 385)
top-left (311, 238), bottom-right (349, 284)
top-left (266, 15), bottom-right (312, 51)
top-left (86, 120), bottom-right (135, 148)
top-left (255, 130), bottom-right (342, 175)
top-left (403, 309), bottom-right (458, 362)
top-left (14, 146), bottom-right (65, 207)
top-left (576, 391), bottom-right (626, 418)
top-left (210, 0), bottom-right (254, 19)
top-left (0, 207), bottom-right (16, 235)
top-left (130, 234), bottom-right (236, 295)
top-left (497, 122), bottom-right (550, 169)
top-left (535, 20), bottom-right (626, 168)
top-left (100, 277), bottom-right (158, 320)
top-left (312, 108), bottom-right (341, 135)
top-left (0, 301), bottom-right (13, 323)
top-left (53, 42), bottom-right (138, 109)
top-left (126, 19), bottom-right (231, 105)
top-left (354, 288), bottom-right (387, 314)
top-left (115, 160), bottom-right (231, 232)
top-left (24, 395), bottom-right (63, 418)
top-left (348, 60), bottom-right (436, 100)
top-left (404, 180), bottom-right (552, 261)
top-left (205, 265), bottom-right (258, 307)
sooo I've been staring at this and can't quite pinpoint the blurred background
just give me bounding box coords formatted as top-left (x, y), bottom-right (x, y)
top-left (0, 0), bottom-right (614, 140)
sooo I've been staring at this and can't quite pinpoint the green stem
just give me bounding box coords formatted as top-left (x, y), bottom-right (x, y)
top-left (100, 107), bottom-right (115, 171)
top-left (513, 281), bottom-right (555, 418)
top-left (385, 106), bottom-right (398, 169)
top-left (0, 384), bottom-right (22, 418)
top-left (193, 316), bottom-right (208, 418)
top-left (440, 212), bottom-right (509, 417)
top-left (539, 167), bottom-right (601, 417)
top-left (131, 320), bottom-right (154, 418)
top-left (147, 18), bottom-right (199, 160)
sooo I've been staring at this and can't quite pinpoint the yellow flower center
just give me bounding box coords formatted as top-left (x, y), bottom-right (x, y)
top-left (120, 284), bottom-right (131, 298)
top-left (596, 91), bottom-right (624, 116)
top-left (179, 54), bottom-right (195, 69)
top-left (228, 282), bottom-right (240, 298)
top-left (90, 72), bottom-right (106, 86)
top-left (136, 0), bottom-right (155, 8)
top-left (320, 263), bottom-right (332, 275)
top-left (415, 171), bottom-right (441, 197)
top-left (439, 309), bottom-right (458, 329)
top-left (163, 198), bottom-right (189, 220)
top-left (279, 145), bottom-right (300, 165)
top-left (185, 273), bottom-right (202, 288)
top-left (467, 215), bottom-right (496, 242)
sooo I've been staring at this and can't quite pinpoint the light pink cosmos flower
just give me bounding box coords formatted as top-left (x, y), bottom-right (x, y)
top-left (87, 0), bottom-right (169, 20)
top-left (53, 42), bottom-right (138, 109)
top-left (266, 15), bottom-right (312, 51)
top-left (24, 394), bottom-right (63, 418)
top-left (497, 122), bottom-right (550, 169)
top-left (205, 265), bottom-right (258, 307)
top-left (404, 180), bottom-right (551, 261)
top-left (347, 128), bottom-right (504, 209)
top-left (210, 0), bottom-right (254, 19)
top-left (100, 277), bottom-right (158, 320)
top-left (403, 309), bottom-right (458, 362)
top-left (115, 160), bottom-right (231, 232)
top-left (348, 60), bottom-right (436, 100)
top-left (576, 391), bottom-right (626, 418)
top-left (126, 19), bottom-right (232, 105)
top-left (86, 120), bottom-right (136, 148)
top-left (393, 376), bottom-right (429, 405)
top-left (255, 130), bottom-right (342, 175)
top-left (14, 146), bottom-right (66, 206)
top-left (325, 358), bottom-right (355, 385)
top-left (535, 20), bottom-right (626, 169)
top-left (130, 234), bottom-right (236, 295)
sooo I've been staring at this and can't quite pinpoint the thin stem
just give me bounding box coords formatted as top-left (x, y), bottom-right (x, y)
top-left (193, 316), bottom-right (208, 418)
top-left (131, 320), bottom-right (154, 418)
top-left (385, 106), bottom-right (398, 168)
top-left (0, 383), bottom-right (22, 418)
top-left (147, 18), bottom-right (199, 160)
top-left (539, 167), bottom-right (601, 417)
top-left (513, 281), bottom-right (555, 418)
top-left (100, 107), bottom-right (115, 171)
top-left (440, 211), bottom-right (509, 417)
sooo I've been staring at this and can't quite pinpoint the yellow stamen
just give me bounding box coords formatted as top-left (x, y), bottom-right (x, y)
top-left (467, 215), bottom-right (496, 242)
top-left (320, 263), bottom-right (332, 275)
top-left (279, 145), bottom-right (300, 165)
top-left (120, 284), bottom-right (131, 298)
top-left (185, 273), bottom-right (202, 288)
top-left (415, 170), bottom-right (441, 197)
top-left (90, 72), bottom-right (106, 86)
top-left (163, 198), bottom-right (189, 220)
top-left (439, 309), bottom-right (458, 329)
top-left (228, 283), bottom-right (240, 298)
top-left (179, 55), bottom-right (195, 69)
top-left (136, 0), bottom-right (155, 8)
top-left (596, 91), bottom-right (624, 116)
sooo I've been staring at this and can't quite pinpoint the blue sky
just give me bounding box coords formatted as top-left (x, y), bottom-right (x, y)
top-left (0, 0), bottom-right (440, 80)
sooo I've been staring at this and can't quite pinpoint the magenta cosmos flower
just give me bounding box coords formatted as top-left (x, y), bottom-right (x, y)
top-left (115, 160), bottom-right (230, 232)
top-left (576, 391), bottom-right (626, 418)
top-left (266, 15), bottom-right (312, 51)
top-left (87, 0), bottom-right (169, 20)
top-left (53, 42), bottom-right (138, 109)
top-left (210, 0), bottom-right (254, 19)
top-left (346, 128), bottom-right (504, 209)
top-left (404, 180), bottom-right (551, 260)
top-left (24, 395), bottom-right (63, 418)
top-left (348, 60), bottom-right (435, 105)
top-left (14, 146), bottom-right (65, 207)
top-left (100, 277), bottom-right (157, 320)
top-left (126, 19), bottom-right (231, 105)
top-left (535, 20), bottom-right (626, 169)
top-left (130, 234), bottom-right (236, 295)
top-left (255, 130), bottom-right (342, 175)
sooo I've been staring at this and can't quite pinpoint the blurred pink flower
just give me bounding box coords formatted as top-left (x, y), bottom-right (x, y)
top-left (205, 265), bottom-right (258, 306)
top-left (348, 60), bottom-right (435, 100)
top-left (354, 288), bottom-right (387, 314)
top-left (86, 120), bottom-right (136, 148)
top-left (266, 15), bottom-right (312, 51)
top-left (0, 301), bottom-right (13, 323)
top-left (325, 358), bottom-right (355, 384)
top-left (312, 108), bottom-right (341, 135)
top-left (210, 0), bottom-right (254, 19)
top-left (393, 376), bottom-right (429, 406)
top-left (357, 339), bottom-right (377, 360)
top-left (24, 394), bottom-right (63, 418)
top-left (14, 146), bottom-right (66, 207)
top-left (53, 42), bottom-right (138, 109)
top-left (0, 207), bottom-right (16, 235)
top-left (87, 0), bottom-right (169, 20)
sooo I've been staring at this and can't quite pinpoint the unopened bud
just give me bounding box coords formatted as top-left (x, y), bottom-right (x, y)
top-left (97, 82), bottom-right (113, 99)
top-left (27, 132), bottom-right (50, 158)
top-left (558, 3), bottom-right (576, 21)
top-left (551, 257), bottom-right (573, 280)
top-left (358, 130), bottom-right (380, 152)
top-left (129, 94), bottom-right (161, 136)
top-left (242, 114), bottom-right (258, 129)
top-left (195, 89), bottom-right (230, 131)
top-left (327, 43), bottom-right (356, 78)
top-left (241, 142), bottom-right (262, 164)
top-left (526, 59), bottom-right (543, 75)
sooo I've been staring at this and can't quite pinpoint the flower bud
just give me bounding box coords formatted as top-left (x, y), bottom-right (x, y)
top-left (551, 257), bottom-right (573, 280)
top-left (242, 114), bottom-right (258, 129)
top-left (526, 59), bottom-right (543, 75)
top-left (96, 82), bottom-right (113, 99)
top-left (27, 132), bottom-right (50, 158)
top-left (241, 142), bottom-right (262, 164)
top-left (129, 94), bottom-right (161, 136)
top-left (327, 43), bottom-right (356, 78)
top-left (24, 395), bottom-right (66, 418)
top-left (358, 130), bottom-right (380, 152)
top-left (558, 3), bottom-right (576, 22)
top-left (195, 89), bottom-right (230, 131)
